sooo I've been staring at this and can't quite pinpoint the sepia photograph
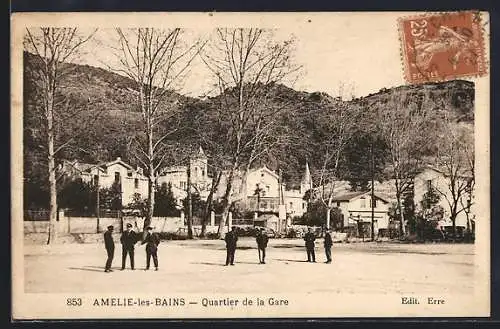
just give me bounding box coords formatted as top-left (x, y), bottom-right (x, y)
top-left (11, 11), bottom-right (490, 319)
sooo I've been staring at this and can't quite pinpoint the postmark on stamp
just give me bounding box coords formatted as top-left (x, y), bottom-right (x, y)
top-left (399, 11), bottom-right (487, 84)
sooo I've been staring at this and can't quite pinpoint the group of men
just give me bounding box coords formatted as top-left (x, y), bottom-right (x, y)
top-left (104, 225), bottom-right (333, 271)
top-left (224, 226), bottom-right (333, 265)
top-left (103, 223), bottom-right (161, 273)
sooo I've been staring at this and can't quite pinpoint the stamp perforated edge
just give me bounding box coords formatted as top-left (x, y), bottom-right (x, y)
top-left (397, 10), bottom-right (489, 85)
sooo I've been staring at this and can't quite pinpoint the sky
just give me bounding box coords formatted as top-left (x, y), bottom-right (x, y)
top-left (73, 13), bottom-right (407, 99)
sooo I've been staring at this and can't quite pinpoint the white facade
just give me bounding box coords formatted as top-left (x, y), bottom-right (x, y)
top-left (333, 191), bottom-right (390, 234)
top-left (61, 157), bottom-right (149, 206)
top-left (414, 167), bottom-right (473, 227)
top-left (216, 165), bottom-right (310, 217)
top-left (157, 147), bottom-right (213, 204)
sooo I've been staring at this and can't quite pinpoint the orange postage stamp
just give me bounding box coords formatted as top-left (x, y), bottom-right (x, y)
top-left (399, 11), bottom-right (487, 84)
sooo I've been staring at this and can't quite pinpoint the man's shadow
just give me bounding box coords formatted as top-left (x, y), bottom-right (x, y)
top-left (190, 262), bottom-right (226, 267)
top-left (68, 266), bottom-right (120, 272)
top-left (275, 259), bottom-right (309, 263)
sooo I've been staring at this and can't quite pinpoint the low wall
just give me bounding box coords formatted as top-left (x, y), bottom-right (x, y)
top-left (67, 217), bottom-right (121, 234)
top-left (24, 215), bottom-right (186, 235)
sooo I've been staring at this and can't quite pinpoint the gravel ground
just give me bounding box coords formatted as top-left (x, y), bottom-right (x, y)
top-left (24, 238), bottom-right (475, 294)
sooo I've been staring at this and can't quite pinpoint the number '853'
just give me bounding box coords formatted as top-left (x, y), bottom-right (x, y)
top-left (67, 298), bottom-right (82, 306)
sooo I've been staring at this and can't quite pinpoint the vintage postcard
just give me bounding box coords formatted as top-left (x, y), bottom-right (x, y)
top-left (11, 12), bottom-right (490, 319)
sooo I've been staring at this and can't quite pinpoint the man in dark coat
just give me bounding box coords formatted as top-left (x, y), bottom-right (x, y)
top-left (324, 228), bottom-right (333, 263)
top-left (104, 225), bottom-right (115, 273)
top-left (256, 227), bottom-right (269, 264)
top-left (224, 226), bottom-right (238, 266)
top-left (142, 226), bottom-right (160, 271)
top-left (120, 223), bottom-right (137, 270)
top-left (304, 227), bottom-right (316, 262)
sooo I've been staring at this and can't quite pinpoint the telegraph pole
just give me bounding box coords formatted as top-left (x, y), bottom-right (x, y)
top-left (96, 171), bottom-right (100, 233)
top-left (370, 142), bottom-right (375, 241)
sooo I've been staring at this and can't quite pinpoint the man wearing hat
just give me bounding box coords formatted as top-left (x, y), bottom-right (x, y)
top-left (303, 227), bottom-right (316, 262)
top-left (324, 227), bottom-right (333, 264)
top-left (104, 225), bottom-right (115, 273)
top-left (120, 223), bottom-right (138, 270)
top-left (256, 227), bottom-right (269, 264)
top-left (142, 226), bottom-right (160, 271)
top-left (224, 226), bottom-right (238, 266)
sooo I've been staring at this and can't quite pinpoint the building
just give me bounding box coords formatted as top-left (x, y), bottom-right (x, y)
top-left (332, 191), bottom-right (390, 235)
top-left (215, 163), bottom-right (312, 218)
top-left (156, 146), bottom-right (213, 204)
top-left (60, 157), bottom-right (149, 207)
top-left (413, 166), bottom-right (474, 228)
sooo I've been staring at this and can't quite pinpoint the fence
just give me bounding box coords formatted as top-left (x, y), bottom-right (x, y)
top-left (24, 210), bottom-right (50, 221)
top-left (63, 209), bottom-right (122, 218)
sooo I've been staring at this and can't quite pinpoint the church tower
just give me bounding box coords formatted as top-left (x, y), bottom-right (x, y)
top-left (190, 146), bottom-right (208, 183)
top-left (300, 162), bottom-right (312, 195)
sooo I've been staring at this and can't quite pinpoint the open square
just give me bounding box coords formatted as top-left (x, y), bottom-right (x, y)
top-left (25, 238), bottom-right (474, 295)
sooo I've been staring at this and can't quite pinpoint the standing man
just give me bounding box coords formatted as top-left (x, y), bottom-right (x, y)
top-left (120, 223), bottom-right (137, 270)
top-left (324, 228), bottom-right (333, 264)
top-left (104, 225), bottom-right (115, 273)
top-left (304, 227), bottom-right (316, 262)
top-left (256, 227), bottom-right (269, 264)
top-left (142, 226), bottom-right (160, 271)
top-left (224, 226), bottom-right (238, 266)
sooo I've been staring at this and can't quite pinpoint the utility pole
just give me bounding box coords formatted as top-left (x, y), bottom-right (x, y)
top-left (96, 171), bottom-right (100, 233)
top-left (187, 156), bottom-right (193, 239)
top-left (371, 142), bottom-right (375, 241)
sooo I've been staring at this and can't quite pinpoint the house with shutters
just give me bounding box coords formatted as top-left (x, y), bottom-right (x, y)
top-left (413, 166), bottom-right (474, 229)
top-left (60, 157), bottom-right (149, 206)
top-left (214, 163), bottom-right (312, 218)
top-left (332, 191), bottom-right (390, 235)
top-left (156, 146), bottom-right (213, 205)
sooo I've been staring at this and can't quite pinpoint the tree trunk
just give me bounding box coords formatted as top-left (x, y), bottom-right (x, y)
top-left (450, 213), bottom-right (457, 242)
top-left (144, 126), bottom-right (155, 231)
top-left (325, 207), bottom-right (331, 230)
top-left (218, 168), bottom-right (235, 238)
top-left (46, 92), bottom-right (58, 245)
top-left (394, 177), bottom-right (405, 238)
top-left (201, 171), bottom-right (222, 238)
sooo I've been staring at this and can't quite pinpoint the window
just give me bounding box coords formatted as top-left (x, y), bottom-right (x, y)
top-left (202, 169), bottom-right (205, 177)
top-left (114, 172), bottom-right (120, 183)
top-left (93, 175), bottom-right (99, 186)
top-left (266, 185), bottom-right (270, 193)
top-left (261, 173), bottom-right (264, 177)
top-left (289, 202), bottom-right (293, 209)
top-left (337, 202), bottom-right (341, 207)
top-left (127, 171), bottom-right (133, 177)
top-left (360, 198), bottom-right (366, 208)
top-left (426, 179), bottom-right (432, 191)
top-left (180, 181), bottom-right (186, 189)
top-left (134, 178), bottom-right (139, 189)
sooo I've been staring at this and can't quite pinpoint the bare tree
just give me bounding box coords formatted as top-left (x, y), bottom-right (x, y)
top-left (24, 28), bottom-right (98, 244)
top-left (110, 28), bottom-right (202, 231)
top-left (199, 28), bottom-right (300, 237)
top-left (308, 96), bottom-right (360, 229)
top-left (434, 120), bottom-right (474, 238)
top-left (376, 94), bottom-right (432, 237)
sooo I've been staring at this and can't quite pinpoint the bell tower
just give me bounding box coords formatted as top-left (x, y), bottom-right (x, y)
top-left (300, 162), bottom-right (312, 195)
top-left (190, 146), bottom-right (208, 183)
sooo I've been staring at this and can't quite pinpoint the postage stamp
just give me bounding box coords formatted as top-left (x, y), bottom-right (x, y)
top-left (399, 11), bottom-right (487, 84)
